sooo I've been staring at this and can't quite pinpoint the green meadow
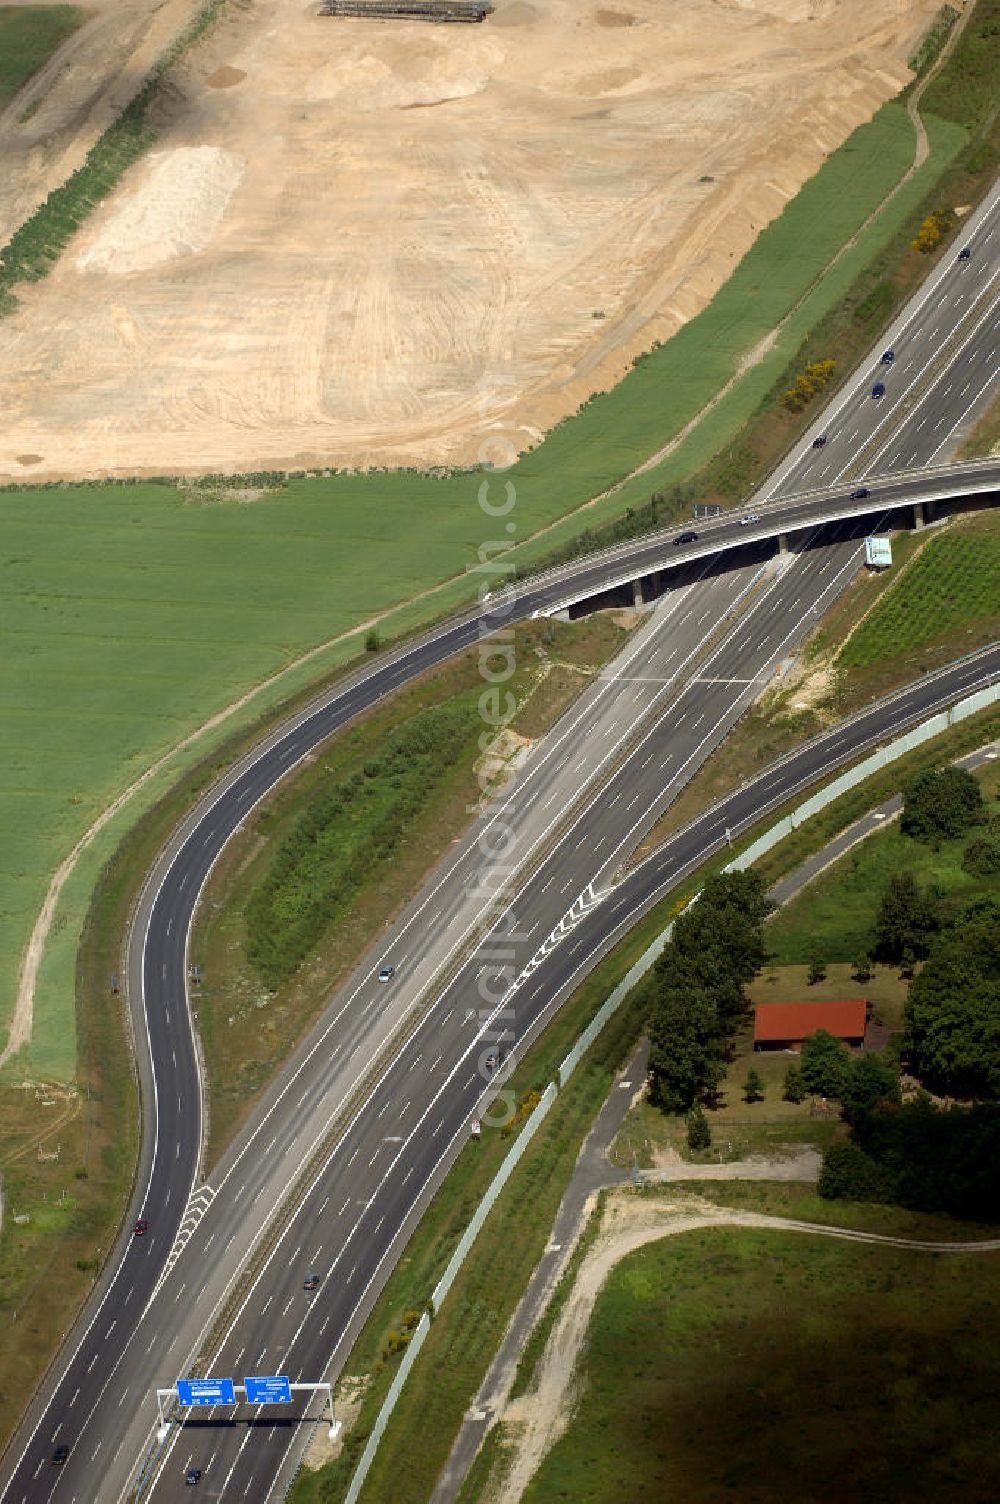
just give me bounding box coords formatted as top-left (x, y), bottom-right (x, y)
top-left (0, 5), bottom-right (82, 112)
top-left (0, 98), bottom-right (971, 1079)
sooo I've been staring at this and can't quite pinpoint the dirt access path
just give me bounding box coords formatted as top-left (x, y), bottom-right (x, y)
top-left (492, 1192), bottom-right (1000, 1504)
top-left (0, 0), bottom-right (937, 481)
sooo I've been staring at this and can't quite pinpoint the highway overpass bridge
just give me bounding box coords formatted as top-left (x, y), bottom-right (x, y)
top-left (522, 456), bottom-right (999, 618)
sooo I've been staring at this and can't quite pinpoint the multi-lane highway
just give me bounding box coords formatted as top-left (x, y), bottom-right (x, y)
top-left (761, 176), bottom-right (1000, 497)
top-left (2, 175), bottom-right (998, 1502)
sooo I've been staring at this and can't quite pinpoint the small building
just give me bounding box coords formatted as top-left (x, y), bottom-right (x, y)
top-left (754, 999), bottom-right (868, 1052)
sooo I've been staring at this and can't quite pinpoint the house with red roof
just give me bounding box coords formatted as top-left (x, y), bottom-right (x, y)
top-left (753, 999), bottom-right (868, 1052)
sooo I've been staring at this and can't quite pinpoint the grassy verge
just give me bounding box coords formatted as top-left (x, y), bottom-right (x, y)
top-left (0, 836), bottom-right (138, 1459)
top-left (960, 387), bottom-right (1000, 458)
top-left (765, 758), bottom-right (1000, 966)
top-left (194, 615), bottom-right (630, 1163)
top-left (515, 1213), bottom-right (1000, 1504)
top-left (0, 4), bottom-right (82, 111)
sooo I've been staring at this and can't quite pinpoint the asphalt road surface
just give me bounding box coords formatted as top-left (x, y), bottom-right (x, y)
top-left (3, 179), bottom-right (998, 1503)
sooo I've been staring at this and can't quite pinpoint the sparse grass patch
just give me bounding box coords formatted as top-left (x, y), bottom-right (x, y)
top-left (519, 1219), bottom-right (1000, 1504)
top-left (0, 5), bottom-right (82, 112)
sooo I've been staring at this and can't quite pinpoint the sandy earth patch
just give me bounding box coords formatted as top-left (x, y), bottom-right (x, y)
top-left (0, 0), bottom-right (938, 479)
top-left (75, 147), bottom-right (245, 275)
top-left (0, 0), bottom-right (210, 247)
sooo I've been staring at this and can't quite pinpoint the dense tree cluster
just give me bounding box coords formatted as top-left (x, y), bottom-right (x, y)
top-left (901, 764), bottom-right (985, 846)
top-left (647, 872), bottom-right (773, 1113)
top-left (789, 1035), bottom-right (900, 1121)
top-left (903, 898), bottom-right (1000, 1098)
top-left (820, 1097), bottom-right (1000, 1221)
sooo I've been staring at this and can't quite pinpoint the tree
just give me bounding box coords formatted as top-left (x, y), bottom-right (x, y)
top-left (818, 1141), bottom-right (891, 1202)
top-left (799, 1029), bottom-right (850, 1099)
top-left (901, 765), bottom-right (985, 846)
top-left (903, 899), bottom-right (1000, 1098)
top-left (743, 1067), bottom-right (765, 1104)
top-left (686, 1104), bottom-right (712, 1151)
top-left (841, 1053), bottom-right (901, 1124)
top-left (648, 871), bottom-right (775, 1116)
top-left (807, 949), bottom-right (827, 985)
top-left (963, 833), bottom-right (1000, 877)
top-left (647, 981), bottom-right (724, 1114)
top-left (783, 1063), bottom-right (807, 1103)
top-left (871, 871), bottom-right (940, 963)
top-left (852, 953), bottom-right (874, 983)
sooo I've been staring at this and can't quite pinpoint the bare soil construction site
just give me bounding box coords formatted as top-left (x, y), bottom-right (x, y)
top-left (0, 0), bottom-right (938, 481)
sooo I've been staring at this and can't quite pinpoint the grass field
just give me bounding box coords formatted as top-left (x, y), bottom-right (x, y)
top-left (838, 524), bottom-right (1000, 670)
top-left (0, 5), bottom-right (82, 111)
top-left (519, 1220), bottom-right (1000, 1504)
top-left (765, 759), bottom-right (1000, 967)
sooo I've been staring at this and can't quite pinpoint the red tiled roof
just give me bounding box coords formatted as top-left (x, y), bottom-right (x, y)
top-left (753, 999), bottom-right (867, 1043)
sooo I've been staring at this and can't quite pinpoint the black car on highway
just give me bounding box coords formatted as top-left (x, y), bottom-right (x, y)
top-left (673, 531), bottom-right (698, 546)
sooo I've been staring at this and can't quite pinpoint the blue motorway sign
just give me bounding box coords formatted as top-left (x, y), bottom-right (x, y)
top-left (176, 1377), bottom-right (236, 1407)
top-left (245, 1375), bottom-right (292, 1405)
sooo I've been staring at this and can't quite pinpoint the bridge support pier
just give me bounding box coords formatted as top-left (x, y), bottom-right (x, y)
top-left (632, 577), bottom-right (644, 608)
top-left (776, 533), bottom-right (789, 556)
top-left (913, 501), bottom-right (926, 531)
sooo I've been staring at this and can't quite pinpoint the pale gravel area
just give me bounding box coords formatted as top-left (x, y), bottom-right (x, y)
top-left (492, 1192), bottom-right (1000, 1504)
top-left (75, 147), bottom-right (245, 275)
top-left (0, 0), bottom-right (938, 480)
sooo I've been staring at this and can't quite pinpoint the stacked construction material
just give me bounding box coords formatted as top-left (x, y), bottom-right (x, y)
top-left (320, 0), bottom-right (491, 19)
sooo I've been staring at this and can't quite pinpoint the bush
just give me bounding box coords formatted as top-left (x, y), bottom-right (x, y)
top-left (807, 950), bottom-right (827, 985)
top-left (901, 764), bottom-right (985, 845)
top-left (911, 207), bottom-right (957, 253)
top-left (686, 1105), bottom-right (712, 1151)
top-left (962, 833), bottom-right (1000, 877)
top-left (852, 954), bottom-right (874, 983)
top-left (783, 1064), bottom-right (807, 1104)
top-left (743, 1068), bottom-right (765, 1104)
top-left (781, 359), bottom-right (836, 413)
top-left (818, 1141), bottom-right (891, 1203)
top-left (853, 280), bottom-right (894, 324)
